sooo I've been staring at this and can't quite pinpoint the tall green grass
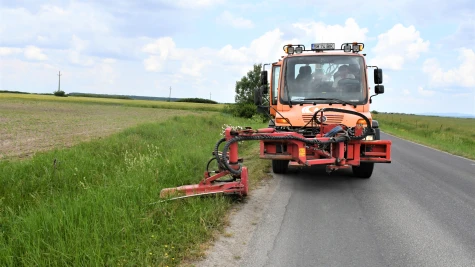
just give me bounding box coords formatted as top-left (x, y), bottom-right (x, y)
top-left (0, 114), bottom-right (266, 266)
top-left (373, 113), bottom-right (475, 160)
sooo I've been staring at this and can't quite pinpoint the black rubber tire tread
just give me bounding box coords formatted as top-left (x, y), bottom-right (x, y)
top-left (352, 163), bottom-right (374, 179)
top-left (373, 128), bottom-right (380, 140)
top-left (272, 160), bottom-right (289, 174)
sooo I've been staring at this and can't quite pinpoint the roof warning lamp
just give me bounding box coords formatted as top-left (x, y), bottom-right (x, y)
top-left (342, 42), bottom-right (364, 53)
top-left (283, 44), bottom-right (305, 55)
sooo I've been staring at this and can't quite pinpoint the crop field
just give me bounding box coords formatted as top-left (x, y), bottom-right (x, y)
top-left (0, 96), bottom-right (213, 160)
top-left (0, 93), bottom-right (225, 113)
top-left (373, 113), bottom-right (475, 160)
top-left (0, 96), bottom-right (269, 266)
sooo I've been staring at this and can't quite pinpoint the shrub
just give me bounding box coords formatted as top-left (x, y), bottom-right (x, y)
top-left (222, 103), bottom-right (267, 122)
top-left (175, 98), bottom-right (218, 104)
top-left (54, 90), bottom-right (67, 97)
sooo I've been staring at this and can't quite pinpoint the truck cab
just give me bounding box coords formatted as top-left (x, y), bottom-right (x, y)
top-left (254, 42), bottom-right (390, 177)
top-left (260, 42), bottom-right (384, 134)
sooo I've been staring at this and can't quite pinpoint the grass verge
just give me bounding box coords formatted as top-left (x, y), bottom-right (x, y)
top-left (373, 113), bottom-right (475, 160)
top-left (0, 114), bottom-right (267, 266)
top-left (0, 93), bottom-right (225, 113)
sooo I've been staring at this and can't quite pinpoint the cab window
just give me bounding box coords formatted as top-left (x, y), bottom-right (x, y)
top-left (272, 65), bottom-right (280, 105)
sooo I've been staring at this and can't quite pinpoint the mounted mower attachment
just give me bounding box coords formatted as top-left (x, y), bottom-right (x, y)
top-left (159, 127), bottom-right (250, 200)
top-left (160, 108), bottom-right (392, 200)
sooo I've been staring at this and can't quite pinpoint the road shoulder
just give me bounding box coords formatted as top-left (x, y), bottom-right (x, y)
top-left (184, 174), bottom-right (280, 267)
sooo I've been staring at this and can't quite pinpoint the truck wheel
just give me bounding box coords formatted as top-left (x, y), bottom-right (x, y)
top-left (272, 160), bottom-right (289, 174)
top-left (352, 162), bottom-right (374, 179)
top-left (373, 128), bottom-right (380, 140)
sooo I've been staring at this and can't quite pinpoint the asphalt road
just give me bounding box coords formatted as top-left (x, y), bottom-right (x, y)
top-left (240, 133), bottom-right (475, 267)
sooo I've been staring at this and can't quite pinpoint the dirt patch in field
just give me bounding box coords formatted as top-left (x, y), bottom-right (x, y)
top-left (0, 99), bottom-right (205, 160)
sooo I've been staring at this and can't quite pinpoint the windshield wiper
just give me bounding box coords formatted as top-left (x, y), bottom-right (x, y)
top-left (303, 98), bottom-right (357, 107)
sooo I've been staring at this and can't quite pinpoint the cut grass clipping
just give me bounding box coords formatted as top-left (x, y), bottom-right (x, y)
top-left (0, 114), bottom-right (267, 266)
top-left (373, 113), bottom-right (475, 160)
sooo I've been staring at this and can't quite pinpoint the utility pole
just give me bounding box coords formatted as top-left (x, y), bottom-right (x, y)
top-left (210, 92), bottom-right (211, 100)
top-left (168, 86), bottom-right (171, 102)
top-left (57, 71), bottom-right (62, 92)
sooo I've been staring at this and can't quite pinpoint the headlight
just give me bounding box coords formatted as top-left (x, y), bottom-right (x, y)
top-left (364, 135), bottom-right (374, 141)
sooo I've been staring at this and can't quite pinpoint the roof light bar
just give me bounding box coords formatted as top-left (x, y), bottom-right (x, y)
top-left (281, 42), bottom-right (365, 55)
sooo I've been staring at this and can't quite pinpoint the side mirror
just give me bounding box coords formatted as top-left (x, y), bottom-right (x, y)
top-left (261, 84), bottom-right (268, 94)
top-left (260, 70), bottom-right (268, 86)
top-left (374, 68), bottom-right (383, 84)
top-left (254, 87), bottom-right (262, 105)
top-left (375, 85), bottom-right (384, 94)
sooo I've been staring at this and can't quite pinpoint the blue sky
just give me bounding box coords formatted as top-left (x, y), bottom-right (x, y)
top-left (1, 0), bottom-right (474, 115)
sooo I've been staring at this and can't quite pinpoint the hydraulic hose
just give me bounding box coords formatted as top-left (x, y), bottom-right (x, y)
top-left (324, 125), bottom-right (343, 137)
top-left (217, 109), bottom-right (372, 175)
top-left (213, 137), bottom-right (227, 169)
top-left (310, 108), bottom-right (372, 140)
top-left (220, 133), bottom-right (349, 175)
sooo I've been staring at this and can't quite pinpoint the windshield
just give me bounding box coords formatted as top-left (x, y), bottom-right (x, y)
top-left (281, 55), bottom-right (367, 104)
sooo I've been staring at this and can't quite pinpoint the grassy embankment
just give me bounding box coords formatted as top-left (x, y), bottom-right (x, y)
top-left (0, 93), bottom-right (225, 113)
top-left (0, 97), bottom-right (270, 266)
top-left (373, 113), bottom-right (475, 160)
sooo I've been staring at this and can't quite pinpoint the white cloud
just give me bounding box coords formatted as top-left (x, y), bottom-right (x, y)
top-left (140, 18), bottom-right (371, 91)
top-left (142, 37), bottom-right (176, 72)
top-left (92, 59), bottom-right (117, 85)
top-left (144, 56), bottom-right (165, 72)
top-left (417, 86), bottom-right (435, 96)
top-left (292, 18), bottom-right (368, 45)
top-left (180, 56), bottom-right (212, 77)
top-left (174, 0), bottom-right (225, 8)
top-left (216, 11), bottom-right (254, 29)
top-left (423, 48), bottom-right (475, 87)
top-left (1, 4), bottom-right (114, 46)
top-left (24, 46), bottom-right (48, 61)
top-left (370, 24), bottom-right (430, 70)
top-left (0, 47), bottom-right (22, 56)
top-left (68, 35), bottom-right (94, 66)
top-left (218, 45), bottom-right (249, 63)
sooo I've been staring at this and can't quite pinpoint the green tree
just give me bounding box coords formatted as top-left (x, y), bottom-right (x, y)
top-left (223, 63), bottom-right (269, 121)
top-left (235, 63), bottom-right (262, 104)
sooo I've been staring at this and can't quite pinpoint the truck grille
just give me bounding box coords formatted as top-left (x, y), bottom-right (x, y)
top-left (302, 114), bottom-right (344, 124)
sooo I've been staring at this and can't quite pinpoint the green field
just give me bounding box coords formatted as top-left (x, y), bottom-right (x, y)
top-left (0, 97), bottom-right (206, 160)
top-left (373, 113), bottom-right (475, 160)
top-left (0, 96), bottom-right (269, 266)
top-left (0, 93), bottom-right (225, 113)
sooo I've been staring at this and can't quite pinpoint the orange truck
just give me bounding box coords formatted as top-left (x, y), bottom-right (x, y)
top-left (160, 42), bottom-right (392, 200)
top-left (253, 42), bottom-right (392, 177)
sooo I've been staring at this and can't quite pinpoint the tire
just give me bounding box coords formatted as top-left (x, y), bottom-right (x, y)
top-left (373, 128), bottom-right (380, 140)
top-left (272, 160), bottom-right (289, 174)
top-left (352, 162), bottom-right (374, 179)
